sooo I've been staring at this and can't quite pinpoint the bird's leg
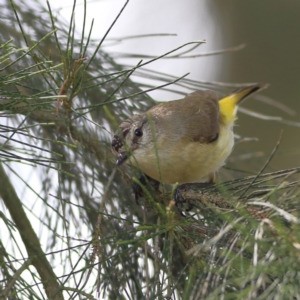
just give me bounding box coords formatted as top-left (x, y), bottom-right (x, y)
top-left (133, 174), bottom-right (160, 204)
top-left (175, 182), bottom-right (215, 217)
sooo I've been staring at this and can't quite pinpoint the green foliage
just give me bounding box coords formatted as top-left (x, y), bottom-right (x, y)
top-left (0, 0), bottom-right (299, 299)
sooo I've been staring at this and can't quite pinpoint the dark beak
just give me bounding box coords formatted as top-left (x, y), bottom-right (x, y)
top-left (112, 129), bottom-right (131, 166)
top-left (116, 152), bottom-right (128, 166)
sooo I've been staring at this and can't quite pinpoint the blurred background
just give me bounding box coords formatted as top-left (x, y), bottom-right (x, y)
top-left (215, 1), bottom-right (300, 174)
top-left (50, 0), bottom-right (300, 174)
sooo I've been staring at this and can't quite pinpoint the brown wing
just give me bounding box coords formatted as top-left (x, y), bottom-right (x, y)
top-left (148, 90), bottom-right (220, 143)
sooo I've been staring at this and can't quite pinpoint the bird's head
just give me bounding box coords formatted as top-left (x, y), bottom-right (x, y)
top-left (112, 114), bottom-right (156, 166)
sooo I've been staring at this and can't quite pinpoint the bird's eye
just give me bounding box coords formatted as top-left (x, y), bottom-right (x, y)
top-left (134, 128), bottom-right (143, 137)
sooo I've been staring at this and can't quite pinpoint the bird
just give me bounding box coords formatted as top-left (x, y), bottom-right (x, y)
top-left (112, 84), bottom-right (267, 191)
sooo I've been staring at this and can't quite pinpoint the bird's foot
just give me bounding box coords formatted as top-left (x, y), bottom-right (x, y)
top-left (174, 182), bottom-right (215, 217)
top-left (133, 175), bottom-right (160, 204)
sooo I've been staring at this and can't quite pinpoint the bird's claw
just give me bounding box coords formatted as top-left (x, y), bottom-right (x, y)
top-left (133, 175), bottom-right (160, 204)
top-left (174, 184), bottom-right (194, 217)
top-left (174, 182), bottom-right (215, 217)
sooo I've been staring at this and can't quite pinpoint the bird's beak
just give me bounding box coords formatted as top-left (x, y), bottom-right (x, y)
top-left (112, 133), bottom-right (128, 166)
top-left (116, 151), bottom-right (128, 166)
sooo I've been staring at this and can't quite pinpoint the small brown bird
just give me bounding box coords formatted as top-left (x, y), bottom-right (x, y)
top-left (112, 84), bottom-right (267, 187)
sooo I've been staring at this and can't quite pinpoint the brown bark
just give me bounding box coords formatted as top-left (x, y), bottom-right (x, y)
top-left (0, 163), bottom-right (64, 300)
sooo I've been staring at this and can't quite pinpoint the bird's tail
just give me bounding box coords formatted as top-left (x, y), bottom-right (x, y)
top-left (219, 84), bottom-right (268, 125)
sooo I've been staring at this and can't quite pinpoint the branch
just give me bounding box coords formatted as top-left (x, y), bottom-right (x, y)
top-left (0, 163), bottom-right (64, 300)
top-left (0, 259), bottom-right (31, 299)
